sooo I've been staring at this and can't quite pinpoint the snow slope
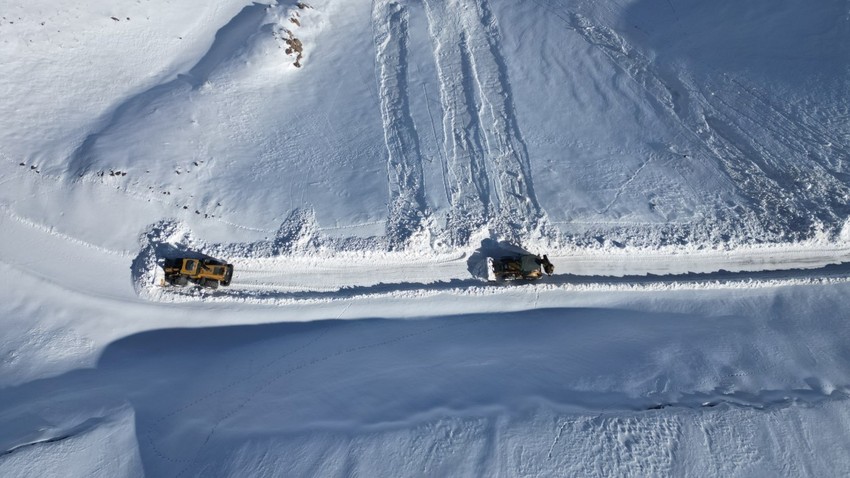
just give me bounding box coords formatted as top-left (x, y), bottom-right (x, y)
top-left (3, 0), bottom-right (848, 248)
top-left (2, 0), bottom-right (850, 476)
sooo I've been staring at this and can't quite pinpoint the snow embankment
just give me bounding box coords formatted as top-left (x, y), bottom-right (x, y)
top-left (3, 284), bottom-right (850, 476)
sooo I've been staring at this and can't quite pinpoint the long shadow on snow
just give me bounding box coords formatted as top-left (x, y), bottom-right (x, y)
top-left (2, 306), bottom-right (848, 474)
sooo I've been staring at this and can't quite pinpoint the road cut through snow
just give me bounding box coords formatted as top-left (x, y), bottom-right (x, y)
top-left (152, 241), bottom-right (850, 304)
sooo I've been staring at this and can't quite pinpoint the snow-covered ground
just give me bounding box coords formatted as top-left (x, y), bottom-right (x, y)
top-left (2, 0), bottom-right (850, 476)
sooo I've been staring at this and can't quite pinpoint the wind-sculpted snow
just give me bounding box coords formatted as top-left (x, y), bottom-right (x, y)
top-left (4, 295), bottom-right (850, 476)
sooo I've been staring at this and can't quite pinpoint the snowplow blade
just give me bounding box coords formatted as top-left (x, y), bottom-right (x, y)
top-left (486, 257), bottom-right (497, 282)
top-left (221, 264), bottom-right (234, 286)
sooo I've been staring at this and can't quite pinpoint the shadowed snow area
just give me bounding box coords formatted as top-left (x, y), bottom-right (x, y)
top-left (3, 288), bottom-right (850, 476)
top-left (2, 0), bottom-right (850, 476)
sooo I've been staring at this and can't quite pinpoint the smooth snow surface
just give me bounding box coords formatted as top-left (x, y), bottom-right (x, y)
top-left (2, 0), bottom-right (850, 476)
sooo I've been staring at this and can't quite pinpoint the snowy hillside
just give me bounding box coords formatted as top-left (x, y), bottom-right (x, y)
top-left (2, 0), bottom-right (850, 476)
top-left (3, 0), bottom-right (849, 249)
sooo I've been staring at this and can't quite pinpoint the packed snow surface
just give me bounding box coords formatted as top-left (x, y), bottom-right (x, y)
top-left (2, 0), bottom-right (850, 476)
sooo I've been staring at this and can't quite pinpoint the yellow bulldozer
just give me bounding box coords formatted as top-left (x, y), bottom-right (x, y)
top-left (162, 257), bottom-right (233, 289)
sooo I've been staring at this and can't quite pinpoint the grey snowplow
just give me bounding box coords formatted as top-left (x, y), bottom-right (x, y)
top-left (487, 254), bottom-right (554, 281)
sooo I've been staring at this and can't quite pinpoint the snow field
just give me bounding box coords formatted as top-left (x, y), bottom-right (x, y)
top-left (2, 0), bottom-right (850, 475)
top-left (3, 278), bottom-right (850, 476)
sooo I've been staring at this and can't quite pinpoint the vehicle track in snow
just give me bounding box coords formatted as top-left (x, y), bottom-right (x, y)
top-left (422, 0), bottom-right (541, 244)
top-left (455, 0), bottom-right (541, 232)
top-left (423, 0), bottom-right (490, 244)
top-left (230, 250), bottom-right (467, 292)
top-left (144, 244), bottom-right (850, 305)
top-left (372, 0), bottom-right (428, 248)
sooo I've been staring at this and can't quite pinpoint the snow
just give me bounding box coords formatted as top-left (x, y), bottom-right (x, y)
top-left (2, 0), bottom-right (850, 475)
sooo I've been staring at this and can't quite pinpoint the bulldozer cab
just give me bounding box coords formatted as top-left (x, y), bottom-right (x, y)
top-left (181, 259), bottom-right (200, 276)
top-left (520, 255), bottom-right (541, 275)
top-left (489, 253), bottom-right (554, 281)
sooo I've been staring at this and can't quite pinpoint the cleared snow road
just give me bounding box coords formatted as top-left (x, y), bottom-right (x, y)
top-left (4, 204), bottom-right (849, 305)
top-left (151, 242), bottom-right (850, 303)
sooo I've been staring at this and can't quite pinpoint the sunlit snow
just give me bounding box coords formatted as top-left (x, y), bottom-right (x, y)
top-left (1, 0), bottom-right (850, 476)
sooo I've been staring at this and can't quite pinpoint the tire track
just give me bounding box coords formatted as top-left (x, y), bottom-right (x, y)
top-left (372, 0), bottom-right (428, 249)
top-left (423, 0), bottom-right (541, 244)
top-left (462, 0), bottom-right (541, 232)
top-left (151, 260), bottom-right (850, 308)
top-left (423, 0), bottom-right (490, 245)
